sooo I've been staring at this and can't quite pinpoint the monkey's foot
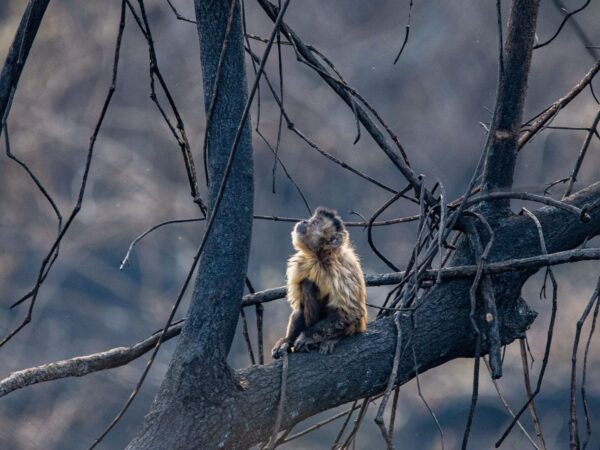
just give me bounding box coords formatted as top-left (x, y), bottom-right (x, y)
top-left (318, 339), bottom-right (339, 355)
top-left (271, 338), bottom-right (290, 360)
top-left (293, 332), bottom-right (318, 353)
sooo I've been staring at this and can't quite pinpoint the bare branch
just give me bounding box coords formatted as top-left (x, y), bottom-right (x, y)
top-left (4, 244), bottom-right (600, 399)
top-left (2, 0), bottom-right (127, 347)
top-left (569, 277), bottom-right (600, 449)
top-left (533, 0), bottom-right (592, 50)
top-left (564, 110), bottom-right (600, 197)
top-left (482, 0), bottom-right (540, 200)
top-left (0, 322), bottom-right (182, 398)
top-left (519, 60), bottom-right (600, 149)
top-left (374, 312), bottom-right (403, 449)
top-left (0, 0), bottom-right (51, 128)
top-left (256, 0), bottom-right (435, 205)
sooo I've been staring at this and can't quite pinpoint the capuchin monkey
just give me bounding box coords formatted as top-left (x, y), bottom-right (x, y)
top-left (272, 207), bottom-right (367, 358)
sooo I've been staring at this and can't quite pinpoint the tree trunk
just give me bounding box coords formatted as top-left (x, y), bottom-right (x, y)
top-left (126, 0), bottom-right (254, 448)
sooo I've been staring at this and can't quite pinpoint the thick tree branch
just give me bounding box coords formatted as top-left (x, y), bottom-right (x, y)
top-left (482, 0), bottom-right (540, 202)
top-left (232, 298), bottom-right (535, 447)
top-left (0, 0), bottom-right (51, 127)
top-left (216, 180), bottom-right (600, 448)
top-left (0, 183), bottom-right (600, 439)
top-left (5, 243), bottom-right (600, 399)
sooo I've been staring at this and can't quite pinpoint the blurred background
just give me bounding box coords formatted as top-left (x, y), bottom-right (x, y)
top-left (1, 0), bottom-right (599, 448)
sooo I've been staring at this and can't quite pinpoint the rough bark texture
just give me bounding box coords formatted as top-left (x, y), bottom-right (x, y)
top-left (481, 0), bottom-right (539, 203)
top-left (126, 0), bottom-right (254, 448)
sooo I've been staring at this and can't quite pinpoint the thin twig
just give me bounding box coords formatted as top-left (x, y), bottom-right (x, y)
top-left (533, 0), bottom-right (592, 50)
top-left (495, 266), bottom-right (558, 448)
top-left (276, 403), bottom-right (363, 446)
top-left (127, 0), bottom-right (205, 211)
top-left (519, 339), bottom-right (547, 449)
top-left (256, 128), bottom-right (311, 213)
top-left (392, 0), bottom-right (413, 64)
top-left (256, 302), bottom-right (265, 364)
top-left (412, 335), bottom-right (445, 450)
top-left (240, 306), bottom-right (256, 365)
top-left (368, 191), bottom-right (408, 272)
top-left (581, 281), bottom-right (600, 449)
top-left (563, 110), bottom-right (600, 198)
top-left (484, 358), bottom-right (540, 449)
top-left (519, 60), bottom-right (600, 149)
top-left (461, 191), bottom-right (590, 221)
top-left (340, 397), bottom-right (371, 449)
top-left (119, 217), bottom-right (205, 270)
top-left (461, 214), bottom-right (492, 449)
top-left (387, 386), bottom-right (400, 438)
top-left (569, 277), bottom-right (600, 450)
top-left (374, 312), bottom-right (403, 449)
top-left (164, 0), bottom-right (196, 23)
top-left (267, 351), bottom-right (288, 450)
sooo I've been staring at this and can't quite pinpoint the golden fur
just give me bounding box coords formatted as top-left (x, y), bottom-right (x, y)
top-left (286, 209), bottom-right (367, 335)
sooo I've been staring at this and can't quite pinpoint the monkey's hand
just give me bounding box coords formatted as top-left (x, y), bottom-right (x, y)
top-left (318, 339), bottom-right (339, 355)
top-left (293, 332), bottom-right (318, 353)
top-left (271, 338), bottom-right (291, 360)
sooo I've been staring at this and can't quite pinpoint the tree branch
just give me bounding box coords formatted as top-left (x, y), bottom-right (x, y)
top-left (4, 182), bottom-right (599, 414)
top-left (255, 0), bottom-right (434, 205)
top-left (0, 324), bottom-right (181, 398)
top-left (0, 0), bottom-right (51, 128)
top-left (519, 60), bottom-right (600, 149)
top-left (124, 0), bottom-right (257, 447)
top-left (482, 0), bottom-right (540, 203)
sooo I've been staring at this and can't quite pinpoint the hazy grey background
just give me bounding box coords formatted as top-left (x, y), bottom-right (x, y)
top-left (1, 0), bottom-right (599, 448)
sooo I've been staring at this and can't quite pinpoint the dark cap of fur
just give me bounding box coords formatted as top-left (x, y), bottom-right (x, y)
top-left (314, 206), bottom-right (343, 232)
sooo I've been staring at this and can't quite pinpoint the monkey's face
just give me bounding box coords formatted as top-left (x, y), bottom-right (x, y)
top-left (292, 207), bottom-right (347, 255)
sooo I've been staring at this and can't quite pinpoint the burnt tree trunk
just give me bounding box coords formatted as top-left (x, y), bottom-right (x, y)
top-left (126, 0), bottom-right (254, 448)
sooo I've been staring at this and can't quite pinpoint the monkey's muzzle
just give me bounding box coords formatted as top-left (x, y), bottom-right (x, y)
top-left (295, 220), bottom-right (308, 235)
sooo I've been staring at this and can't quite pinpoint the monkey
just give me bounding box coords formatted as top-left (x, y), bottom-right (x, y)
top-left (271, 207), bottom-right (367, 358)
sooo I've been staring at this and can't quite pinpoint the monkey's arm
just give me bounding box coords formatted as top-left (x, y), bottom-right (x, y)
top-left (271, 309), bottom-right (305, 359)
top-left (272, 279), bottom-right (319, 359)
top-left (293, 309), bottom-right (348, 354)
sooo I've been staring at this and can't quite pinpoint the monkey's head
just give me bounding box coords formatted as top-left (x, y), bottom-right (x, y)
top-left (292, 207), bottom-right (348, 255)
